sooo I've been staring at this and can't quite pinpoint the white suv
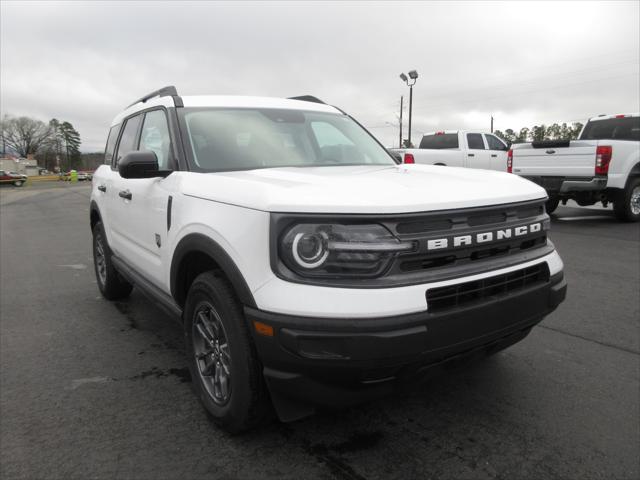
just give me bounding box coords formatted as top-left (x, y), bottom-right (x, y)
top-left (90, 86), bottom-right (567, 432)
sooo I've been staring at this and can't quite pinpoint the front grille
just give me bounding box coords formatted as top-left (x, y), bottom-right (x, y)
top-left (270, 198), bottom-right (552, 289)
top-left (395, 202), bottom-right (543, 234)
top-left (426, 263), bottom-right (550, 312)
top-left (383, 199), bottom-right (550, 276)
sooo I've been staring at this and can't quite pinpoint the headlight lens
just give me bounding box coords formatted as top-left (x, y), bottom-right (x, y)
top-left (280, 223), bottom-right (413, 278)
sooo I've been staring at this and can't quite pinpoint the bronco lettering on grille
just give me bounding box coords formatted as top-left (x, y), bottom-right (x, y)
top-left (426, 222), bottom-right (543, 251)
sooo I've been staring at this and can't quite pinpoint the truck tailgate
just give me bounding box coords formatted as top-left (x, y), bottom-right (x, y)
top-left (512, 141), bottom-right (597, 177)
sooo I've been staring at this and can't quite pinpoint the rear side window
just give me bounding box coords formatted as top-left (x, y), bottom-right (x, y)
top-left (419, 134), bottom-right (459, 149)
top-left (485, 134), bottom-right (508, 151)
top-left (580, 117), bottom-right (640, 141)
top-left (104, 125), bottom-right (121, 165)
top-left (114, 115), bottom-right (143, 168)
top-left (467, 133), bottom-right (485, 150)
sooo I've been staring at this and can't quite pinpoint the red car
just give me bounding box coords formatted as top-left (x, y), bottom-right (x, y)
top-left (0, 170), bottom-right (26, 187)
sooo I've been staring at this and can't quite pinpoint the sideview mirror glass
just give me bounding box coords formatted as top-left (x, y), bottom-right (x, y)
top-left (118, 151), bottom-right (168, 179)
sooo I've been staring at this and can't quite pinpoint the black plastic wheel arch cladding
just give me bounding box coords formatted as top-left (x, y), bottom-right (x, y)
top-left (170, 233), bottom-right (257, 309)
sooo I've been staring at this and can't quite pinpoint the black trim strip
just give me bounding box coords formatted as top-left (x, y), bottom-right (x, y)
top-left (111, 256), bottom-right (183, 321)
top-left (167, 195), bottom-right (173, 231)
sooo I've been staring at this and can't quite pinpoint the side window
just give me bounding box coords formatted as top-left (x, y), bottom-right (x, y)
top-left (466, 133), bottom-right (485, 150)
top-left (114, 114), bottom-right (143, 168)
top-left (140, 110), bottom-right (172, 170)
top-left (104, 125), bottom-right (121, 165)
top-left (485, 134), bottom-right (507, 151)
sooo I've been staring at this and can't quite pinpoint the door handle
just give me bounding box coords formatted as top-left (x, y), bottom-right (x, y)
top-left (491, 154), bottom-right (497, 158)
top-left (119, 189), bottom-right (132, 200)
top-left (468, 153), bottom-right (475, 157)
top-left (98, 185), bottom-right (106, 192)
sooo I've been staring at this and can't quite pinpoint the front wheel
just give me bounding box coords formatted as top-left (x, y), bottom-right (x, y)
top-left (13, 180), bottom-right (24, 187)
top-left (545, 196), bottom-right (560, 214)
top-left (184, 272), bottom-right (269, 433)
top-left (614, 178), bottom-right (640, 222)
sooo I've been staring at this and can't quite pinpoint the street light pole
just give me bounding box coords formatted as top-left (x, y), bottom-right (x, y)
top-left (399, 70), bottom-right (419, 147)
top-left (408, 85), bottom-right (413, 147)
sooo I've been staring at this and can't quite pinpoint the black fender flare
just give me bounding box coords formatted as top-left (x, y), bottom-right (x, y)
top-left (90, 200), bottom-right (102, 230)
top-left (170, 233), bottom-right (256, 308)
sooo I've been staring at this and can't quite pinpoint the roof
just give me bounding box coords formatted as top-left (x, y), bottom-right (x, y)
top-left (111, 94), bottom-right (341, 126)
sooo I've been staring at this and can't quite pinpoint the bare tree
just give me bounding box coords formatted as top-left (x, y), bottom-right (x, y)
top-left (0, 115), bottom-right (53, 157)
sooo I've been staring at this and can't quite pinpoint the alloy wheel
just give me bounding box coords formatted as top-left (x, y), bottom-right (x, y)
top-left (193, 303), bottom-right (232, 405)
top-left (630, 186), bottom-right (640, 215)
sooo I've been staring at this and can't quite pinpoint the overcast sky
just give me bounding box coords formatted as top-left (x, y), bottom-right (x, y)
top-left (1, 1), bottom-right (639, 152)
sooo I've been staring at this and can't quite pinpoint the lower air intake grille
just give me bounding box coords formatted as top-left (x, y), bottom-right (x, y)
top-left (426, 263), bottom-right (550, 312)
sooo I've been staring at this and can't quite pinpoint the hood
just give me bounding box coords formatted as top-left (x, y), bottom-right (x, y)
top-left (180, 164), bottom-right (546, 214)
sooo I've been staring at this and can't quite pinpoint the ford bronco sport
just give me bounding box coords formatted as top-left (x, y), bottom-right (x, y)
top-left (90, 86), bottom-right (567, 432)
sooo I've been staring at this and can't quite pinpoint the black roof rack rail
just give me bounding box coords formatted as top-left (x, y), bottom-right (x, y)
top-left (288, 95), bottom-right (326, 105)
top-left (127, 85), bottom-right (183, 108)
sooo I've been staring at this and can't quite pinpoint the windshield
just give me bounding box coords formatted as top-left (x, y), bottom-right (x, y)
top-left (580, 117), bottom-right (640, 141)
top-left (180, 108), bottom-right (396, 172)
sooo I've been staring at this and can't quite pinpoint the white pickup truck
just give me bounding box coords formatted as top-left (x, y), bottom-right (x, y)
top-left (510, 113), bottom-right (640, 221)
top-left (391, 131), bottom-right (509, 171)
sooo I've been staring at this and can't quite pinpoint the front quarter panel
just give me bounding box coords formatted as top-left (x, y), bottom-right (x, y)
top-left (166, 191), bottom-right (274, 298)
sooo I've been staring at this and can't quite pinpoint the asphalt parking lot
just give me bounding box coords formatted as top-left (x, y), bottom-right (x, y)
top-left (1, 182), bottom-right (638, 480)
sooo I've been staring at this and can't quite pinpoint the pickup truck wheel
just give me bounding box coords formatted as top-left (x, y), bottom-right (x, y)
top-left (614, 178), bottom-right (640, 222)
top-left (92, 222), bottom-right (133, 300)
top-left (545, 196), bottom-right (560, 214)
top-left (13, 180), bottom-right (24, 187)
top-left (184, 272), bottom-right (268, 433)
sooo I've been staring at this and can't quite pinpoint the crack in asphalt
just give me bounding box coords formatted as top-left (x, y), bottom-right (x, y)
top-left (538, 324), bottom-right (640, 355)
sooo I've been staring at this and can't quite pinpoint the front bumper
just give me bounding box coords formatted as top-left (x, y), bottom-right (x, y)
top-left (246, 269), bottom-right (567, 420)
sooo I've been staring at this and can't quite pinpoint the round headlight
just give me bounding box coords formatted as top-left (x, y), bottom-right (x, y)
top-left (291, 232), bottom-right (329, 269)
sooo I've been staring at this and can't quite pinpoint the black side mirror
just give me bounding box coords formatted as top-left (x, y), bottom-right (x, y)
top-left (118, 151), bottom-right (170, 179)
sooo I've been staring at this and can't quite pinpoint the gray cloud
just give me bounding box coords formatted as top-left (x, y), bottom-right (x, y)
top-left (1, 0), bottom-right (638, 151)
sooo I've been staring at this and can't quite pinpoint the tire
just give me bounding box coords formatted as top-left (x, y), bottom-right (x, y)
top-left (545, 196), bottom-right (560, 214)
top-left (13, 180), bottom-right (23, 187)
top-left (92, 222), bottom-right (133, 300)
top-left (184, 272), bottom-right (269, 433)
top-left (614, 177), bottom-right (640, 222)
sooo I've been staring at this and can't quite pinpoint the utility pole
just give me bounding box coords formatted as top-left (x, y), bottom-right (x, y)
top-left (491, 115), bottom-right (494, 133)
top-left (399, 96), bottom-right (403, 148)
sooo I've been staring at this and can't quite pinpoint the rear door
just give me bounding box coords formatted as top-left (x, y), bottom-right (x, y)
top-left (484, 134), bottom-right (509, 171)
top-left (92, 124), bottom-right (121, 238)
top-left (511, 141), bottom-right (598, 177)
top-left (106, 113), bottom-right (143, 256)
top-left (464, 133), bottom-right (492, 170)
